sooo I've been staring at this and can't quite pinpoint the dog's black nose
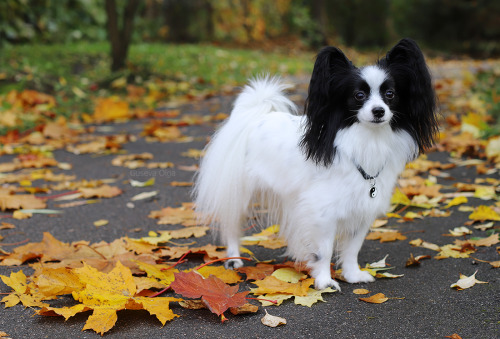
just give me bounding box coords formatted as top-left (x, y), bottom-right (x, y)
top-left (372, 107), bottom-right (385, 118)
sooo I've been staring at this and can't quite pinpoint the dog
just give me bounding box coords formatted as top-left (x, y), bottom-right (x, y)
top-left (193, 38), bottom-right (438, 290)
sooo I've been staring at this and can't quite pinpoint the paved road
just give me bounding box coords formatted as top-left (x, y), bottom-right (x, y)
top-left (0, 73), bottom-right (498, 339)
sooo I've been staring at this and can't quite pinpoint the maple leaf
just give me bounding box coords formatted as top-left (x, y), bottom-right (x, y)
top-left (0, 232), bottom-right (74, 266)
top-left (293, 287), bottom-right (336, 307)
top-left (0, 270), bottom-right (49, 308)
top-left (37, 262), bottom-right (181, 335)
top-left (170, 271), bottom-right (248, 316)
top-left (0, 192), bottom-right (46, 211)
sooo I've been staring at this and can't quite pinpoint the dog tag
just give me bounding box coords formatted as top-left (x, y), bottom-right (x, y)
top-left (369, 185), bottom-right (377, 198)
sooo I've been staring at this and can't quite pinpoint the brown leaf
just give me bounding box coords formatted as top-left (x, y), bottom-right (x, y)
top-left (237, 263), bottom-right (275, 281)
top-left (170, 271), bottom-right (249, 316)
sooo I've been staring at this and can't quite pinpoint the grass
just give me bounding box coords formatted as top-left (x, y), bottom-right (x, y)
top-left (0, 42), bottom-right (315, 134)
top-left (474, 70), bottom-right (500, 137)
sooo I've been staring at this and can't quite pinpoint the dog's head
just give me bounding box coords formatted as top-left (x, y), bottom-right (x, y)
top-left (301, 38), bottom-right (438, 166)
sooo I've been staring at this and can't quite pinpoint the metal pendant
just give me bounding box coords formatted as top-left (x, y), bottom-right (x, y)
top-left (369, 179), bottom-right (377, 198)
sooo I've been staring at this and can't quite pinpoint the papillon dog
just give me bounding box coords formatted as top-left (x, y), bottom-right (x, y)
top-left (193, 38), bottom-right (438, 290)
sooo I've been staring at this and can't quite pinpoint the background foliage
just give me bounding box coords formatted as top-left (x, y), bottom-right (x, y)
top-left (1, 0), bottom-right (499, 55)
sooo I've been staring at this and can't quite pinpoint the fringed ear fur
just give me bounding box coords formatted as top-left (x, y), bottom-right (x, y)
top-left (300, 47), bottom-right (357, 166)
top-left (381, 38), bottom-right (439, 154)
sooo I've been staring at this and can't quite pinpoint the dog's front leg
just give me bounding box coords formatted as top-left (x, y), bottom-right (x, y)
top-left (339, 228), bottom-right (375, 283)
top-left (306, 225), bottom-right (341, 291)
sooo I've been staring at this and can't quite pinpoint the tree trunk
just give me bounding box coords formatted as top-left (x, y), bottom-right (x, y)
top-left (105, 0), bottom-right (140, 72)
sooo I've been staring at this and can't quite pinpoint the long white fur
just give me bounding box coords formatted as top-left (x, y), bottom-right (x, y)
top-left (193, 74), bottom-right (417, 290)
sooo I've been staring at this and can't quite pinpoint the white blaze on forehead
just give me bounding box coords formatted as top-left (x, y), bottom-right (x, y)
top-left (360, 66), bottom-right (387, 91)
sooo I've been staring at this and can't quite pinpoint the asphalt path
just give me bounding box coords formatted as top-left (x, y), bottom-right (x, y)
top-left (0, 80), bottom-right (498, 339)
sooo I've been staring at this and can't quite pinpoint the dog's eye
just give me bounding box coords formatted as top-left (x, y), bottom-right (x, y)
top-left (385, 90), bottom-right (395, 99)
top-left (354, 91), bottom-right (366, 101)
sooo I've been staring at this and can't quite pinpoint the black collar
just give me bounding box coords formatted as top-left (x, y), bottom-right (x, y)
top-left (355, 163), bottom-right (382, 180)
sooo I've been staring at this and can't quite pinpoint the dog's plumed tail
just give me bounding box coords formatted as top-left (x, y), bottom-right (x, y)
top-left (193, 76), bottom-right (297, 250)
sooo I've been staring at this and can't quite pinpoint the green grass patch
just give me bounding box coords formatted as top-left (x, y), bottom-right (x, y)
top-left (0, 42), bottom-right (314, 134)
top-left (474, 70), bottom-right (500, 137)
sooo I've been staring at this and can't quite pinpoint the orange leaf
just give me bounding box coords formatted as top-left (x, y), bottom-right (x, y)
top-left (359, 293), bottom-right (389, 304)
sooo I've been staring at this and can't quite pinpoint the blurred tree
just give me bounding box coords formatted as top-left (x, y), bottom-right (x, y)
top-left (163, 0), bottom-right (214, 42)
top-left (105, 0), bottom-right (140, 71)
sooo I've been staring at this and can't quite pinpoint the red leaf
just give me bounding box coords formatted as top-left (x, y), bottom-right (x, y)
top-left (170, 271), bottom-right (248, 316)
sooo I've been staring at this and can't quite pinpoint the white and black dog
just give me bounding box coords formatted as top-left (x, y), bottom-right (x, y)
top-left (193, 38), bottom-right (438, 290)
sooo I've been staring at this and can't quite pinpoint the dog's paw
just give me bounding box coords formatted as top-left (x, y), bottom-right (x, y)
top-left (343, 270), bottom-right (375, 284)
top-left (224, 258), bottom-right (244, 270)
top-left (314, 276), bottom-right (341, 291)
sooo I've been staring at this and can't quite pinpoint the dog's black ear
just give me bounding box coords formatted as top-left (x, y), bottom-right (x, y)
top-left (382, 38), bottom-right (439, 154)
top-left (301, 47), bottom-right (355, 166)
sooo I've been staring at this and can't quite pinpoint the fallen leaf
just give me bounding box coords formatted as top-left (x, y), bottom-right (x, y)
top-left (261, 309), bottom-right (286, 327)
top-left (197, 265), bottom-right (243, 284)
top-left (359, 293), bottom-right (389, 304)
top-left (170, 271), bottom-right (248, 316)
top-left (272, 268), bottom-right (307, 283)
top-left (469, 205), bottom-right (500, 221)
top-left (450, 270), bottom-right (488, 290)
top-left (93, 219), bottom-right (108, 227)
top-left (79, 185), bottom-right (122, 198)
top-left (353, 289), bottom-right (370, 295)
top-left (229, 303), bottom-right (259, 315)
top-left (251, 276), bottom-right (313, 297)
top-left (366, 231), bottom-right (407, 242)
top-left (131, 191), bottom-right (158, 201)
top-left (405, 253), bottom-right (431, 267)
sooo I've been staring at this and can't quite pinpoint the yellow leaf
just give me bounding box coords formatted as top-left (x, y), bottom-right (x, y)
top-left (436, 244), bottom-right (474, 259)
top-left (391, 188), bottom-right (411, 206)
top-left (469, 205), bottom-right (500, 221)
top-left (135, 231), bottom-right (172, 245)
top-left (353, 289), bottom-right (370, 295)
top-left (197, 266), bottom-right (242, 284)
top-left (251, 276), bottom-right (314, 297)
top-left (474, 186), bottom-right (496, 200)
top-left (93, 97), bottom-right (130, 122)
top-left (445, 196), bottom-right (468, 208)
top-left (294, 287), bottom-right (336, 307)
top-left (93, 219), bottom-right (108, 227)
top-left (34, 267), bottom-right (84, 296)
top-left (82, 308), bottom-right (119, 335)
top-left (272, 268), bottom-right (307, 283)
top-left (135, 261), bottom-right (177, 286)
top-left (0, 270), bottom-right (28, 295)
